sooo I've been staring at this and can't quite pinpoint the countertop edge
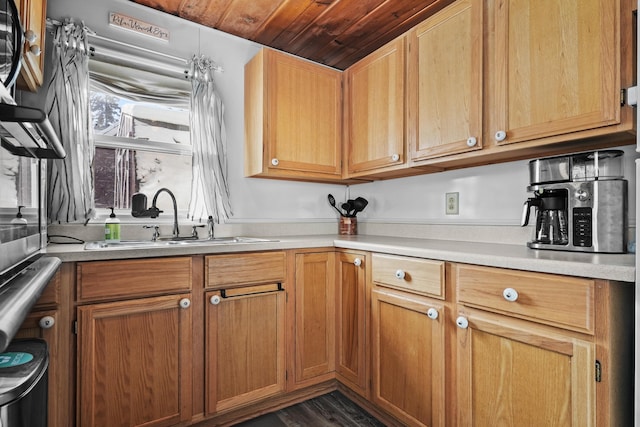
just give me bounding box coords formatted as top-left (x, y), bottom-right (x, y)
top-left (46, 234), bottom-right (636, 283)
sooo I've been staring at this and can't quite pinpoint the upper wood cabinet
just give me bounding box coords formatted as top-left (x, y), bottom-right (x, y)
top-left (344, 37), bottom-right (407, 178)
top-left (16, 0), bottom-right (46, 91)
top-left (485, 0), bottom-right (632, 146)
top-left (408, 0), bottom-right (483, 162)
top-left (244, 48), bottom-right (343, 183)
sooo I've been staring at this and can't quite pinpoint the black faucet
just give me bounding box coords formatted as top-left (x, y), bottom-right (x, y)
top-left (131, 188), bottom-right (180, 238)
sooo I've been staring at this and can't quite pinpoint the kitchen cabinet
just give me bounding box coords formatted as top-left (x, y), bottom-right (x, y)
top-left (484, 0), bottom-right (634, 147)
top-left (370, 254), bottom-right (447, 427)
top-left (76, 257), bottom-right (194, 427)
top-left (335, 250), bottom-right (368, 398)
top-left (15, 264), bottom-right (73, 427)
top-left (15, 0), bottom-right (46, 91)
top-left (204, 252), bottom-right (287, 415)
top-left (408, 0), bottom-right (483, 162)
top-left (344, 37), bottom-right (407, 178)
top-left (291, 251), bottom-right (336, 388)
top-left (244, 48), bottom-right (343, 183)
top-left (454, 264), bottom-right (634, 427)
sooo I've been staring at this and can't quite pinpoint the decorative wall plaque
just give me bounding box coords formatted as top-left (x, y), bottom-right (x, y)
top-left (109, 12), bottom-right (169, 41)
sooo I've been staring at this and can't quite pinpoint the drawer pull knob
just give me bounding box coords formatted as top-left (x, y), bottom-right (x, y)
top-left (427, 308), bottom-right (439, 320)
top-left (353, 258), bottom-right (362, 267)
top-left (391, 153), bottom-right (400, 162)
top-left (210, 295), bottom-right (221, 305)
top-left (271, 158), bottom-right (279, 166)
top-left (495, 130), bottom-right (507, 142)
top-left (179, 298), bottom-right (191, 309)
top-left (502, 288), bottom-right (519, 302)
top-left (39, 316), bottom-right (55, 329)
top-left (395, 269), bottom-right (406, 280)
top-left (466, 136), bottom-right (477, 147)
top-left (456, 316), bottom-right (469, 329)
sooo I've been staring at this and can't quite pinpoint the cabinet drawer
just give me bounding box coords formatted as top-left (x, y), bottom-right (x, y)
top-left (372, 253), bottom-right (444, 298)
top-left (456, 264), bottom-right (595, 334)
top-left (77, 257), bottom-right (192, 302)
top-left (205, 252), bottom-right (286, 288)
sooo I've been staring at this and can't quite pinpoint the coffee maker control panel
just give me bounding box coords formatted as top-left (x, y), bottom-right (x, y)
top-left (572, 207), bottom-right (593, 247)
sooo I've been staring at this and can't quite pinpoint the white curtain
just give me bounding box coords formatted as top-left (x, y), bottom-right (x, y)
top-left (187, 55), bottom-right (232, 223)
top-left (46, 20), bottom-right (95, 223)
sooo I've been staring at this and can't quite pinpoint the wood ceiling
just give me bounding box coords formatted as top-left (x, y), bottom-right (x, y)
top-left (130, 0), bottom-right (454, 70)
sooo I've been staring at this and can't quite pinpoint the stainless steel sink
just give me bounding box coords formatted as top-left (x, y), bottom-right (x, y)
top-left (84, 237), bottom-right (277, 250)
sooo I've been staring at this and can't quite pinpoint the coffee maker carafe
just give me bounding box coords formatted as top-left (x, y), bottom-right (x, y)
top-left (521, 150), bottom-right (627, 253)
top-left (522, 190), bottom-right (568, 245)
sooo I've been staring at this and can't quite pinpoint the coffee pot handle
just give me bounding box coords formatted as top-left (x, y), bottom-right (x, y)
top-left (521, 198), bottom-right (539, 227)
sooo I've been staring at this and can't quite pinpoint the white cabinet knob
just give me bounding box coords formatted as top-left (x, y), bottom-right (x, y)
top-left (210, 295), bottom-right (221, 305)
top-left (466, 137), bottom-right (477, 147)
top-left (39, 316), bottom-right (55, 329)
top-left (25, 29), bottom-right (37, 43)
top-left (179, 298), bottom-right (191, 309)
top-left (502, 288), bottom-right (519, 302)
top-left (353, 258), bottom-right (362, 267)
top-left (271, 158), bottom-right (279, 166)
top-left (427, 308), bottom-right (439, 320)
top-left (391, 153), bottom-right (400, 162)
top-left (395, 269), bottom-right (405, 280)
top-left (494, 130), bottom-right (507, 142)
top-left (456, 316), bottom-right (469, 329)
top-left (29, 44), bottom-right (41, 56)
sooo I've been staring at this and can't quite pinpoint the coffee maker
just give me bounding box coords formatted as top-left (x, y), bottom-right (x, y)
top-left (521, 150), bottom-right (627, 253)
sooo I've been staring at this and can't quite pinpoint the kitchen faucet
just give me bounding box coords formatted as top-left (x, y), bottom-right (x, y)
top-left (131, 188), bottom-right (180, 239)
top-left (150, 188), bottom-right (180, 238)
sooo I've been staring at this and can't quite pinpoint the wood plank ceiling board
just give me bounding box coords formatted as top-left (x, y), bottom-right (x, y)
top-left (130, 0), bottom-right (455, 70)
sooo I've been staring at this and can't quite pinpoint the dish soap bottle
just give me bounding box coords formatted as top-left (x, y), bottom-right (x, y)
top-left (105, 207), bottom-right (121, 242)
top-left (11, 206), bottom-right (27, 239)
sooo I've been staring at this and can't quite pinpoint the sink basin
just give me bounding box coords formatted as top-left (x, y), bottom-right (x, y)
top-left (84, 237), bottom-right (277, 250)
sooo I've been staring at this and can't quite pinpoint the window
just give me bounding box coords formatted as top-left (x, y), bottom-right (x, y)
top-left (88, 38), bottom-right (192, 215)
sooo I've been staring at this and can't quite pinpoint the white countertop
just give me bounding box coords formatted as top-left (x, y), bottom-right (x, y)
top-left (46, 234), bottom-right (636, 283)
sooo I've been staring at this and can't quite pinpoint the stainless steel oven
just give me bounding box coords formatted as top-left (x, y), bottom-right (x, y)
top-left (0, 0), bottom-right (62, 354)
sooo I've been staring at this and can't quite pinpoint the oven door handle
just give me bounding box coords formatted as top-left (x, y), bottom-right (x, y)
top-left (0, 256), bottom-right (61, 353)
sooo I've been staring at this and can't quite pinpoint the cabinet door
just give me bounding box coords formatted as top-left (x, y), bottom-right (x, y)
top-left (15, 310), bottom-right (65, 427)
top-left (77, 294), bottom-right (193, 427)
top-left (409, 0), bottom-right (482, 161)
top-left (206, 284), bottom-right (286, 414)
top-left (456, 311), bottom-right (595, 426)
top-left (335, 251), bottom-right (367, 396)
top-left (16, 0), bottom-right (46, 91)
top-left (245, 48), bottom-right (342, 181)
top-left (345, 37), bottom-right (406, 175)
top-left (293, 252), bottom-right (335, 386)
top-left (371, 287), bottom-right (445, 427)
top-left (489, 0), bottom-right (619, 145)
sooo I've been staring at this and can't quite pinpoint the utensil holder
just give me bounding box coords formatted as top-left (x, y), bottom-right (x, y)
top-left (339, 216), bottom-right (357, 235)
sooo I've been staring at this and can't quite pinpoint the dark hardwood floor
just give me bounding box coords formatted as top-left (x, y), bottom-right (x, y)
top-left (232, 391), bottom-right (386, 427)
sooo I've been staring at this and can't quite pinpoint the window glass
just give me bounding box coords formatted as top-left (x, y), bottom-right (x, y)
top-left (89, 57), bottom-right (191, 214)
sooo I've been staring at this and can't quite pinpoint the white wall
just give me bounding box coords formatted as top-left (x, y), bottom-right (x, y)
top-left (45, 0), bottom-right (637, 229)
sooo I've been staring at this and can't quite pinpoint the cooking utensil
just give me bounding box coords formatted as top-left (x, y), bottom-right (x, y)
top-left (328, 194), bottom-right (345, 216)
top-left (342, 199), bottom-right (355, 217)
top-left (352, 197), bottom-right (368, 215)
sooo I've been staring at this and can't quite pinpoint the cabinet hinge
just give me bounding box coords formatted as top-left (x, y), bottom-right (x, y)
top-left (623, 87), bottom-right (637, 107)
top-left (595, 360), bottom-right (602, 383)
top-left (73, 320), bottom-right (78, 335)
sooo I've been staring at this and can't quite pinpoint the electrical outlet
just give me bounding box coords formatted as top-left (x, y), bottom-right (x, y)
top-left (445, 192), bottom-right (459, 215)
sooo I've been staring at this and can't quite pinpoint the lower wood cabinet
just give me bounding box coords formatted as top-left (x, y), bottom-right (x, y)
top-left (291, 251), bottom-right (336, 388)
top-left (371, 286), bottom-right (446, 427)
top-left (205, 284), bottom-right (286, 414)
top-left (456, 309), bottom-right (595, 426)
top-left (204, 252), bottom-right (287, 415)
top-left (77, 294), bottom-right (193, 427)
top-left (335, 250), bottom-right (368, 397)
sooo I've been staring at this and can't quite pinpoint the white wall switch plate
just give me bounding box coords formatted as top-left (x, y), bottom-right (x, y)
top-left (445, 192), bottom-right (459, 215)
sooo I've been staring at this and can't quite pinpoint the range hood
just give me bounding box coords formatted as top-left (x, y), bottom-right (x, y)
top-left (0, 103), bottom-right (66, 159)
